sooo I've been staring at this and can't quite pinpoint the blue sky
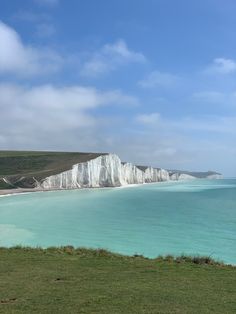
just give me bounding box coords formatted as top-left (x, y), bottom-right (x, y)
top-left (0, 0), bottom-right (236, 176)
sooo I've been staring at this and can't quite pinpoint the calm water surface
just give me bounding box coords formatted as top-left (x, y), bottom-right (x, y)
top-left (0, 179), bottom-right (235, 264)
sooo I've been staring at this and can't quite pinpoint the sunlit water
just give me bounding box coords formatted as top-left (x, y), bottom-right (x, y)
top-left (0, 179), bottom-right (235, 264)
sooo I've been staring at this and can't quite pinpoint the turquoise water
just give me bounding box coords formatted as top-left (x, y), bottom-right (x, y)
top-left (0, 179), bottom-right (236, 264)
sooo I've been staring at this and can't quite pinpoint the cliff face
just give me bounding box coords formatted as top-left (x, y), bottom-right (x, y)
top-left (169, 170), bottom-right (223, 181)
top-left (204, 174), bottom-right (222, 179)
top-left (41, 154), bottom-right (169, 189)
top-left (0, 151), bottom-right (223, 191)
top-left (40, 153), bottom-right (223, 190)
top-left (170, 173), bottom-right (197, 181)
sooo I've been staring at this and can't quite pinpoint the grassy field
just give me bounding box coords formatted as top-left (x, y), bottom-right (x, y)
top-left (0, 150), bottom-right (106, 189)
top-left (0, 247), bottom-right (235, 314)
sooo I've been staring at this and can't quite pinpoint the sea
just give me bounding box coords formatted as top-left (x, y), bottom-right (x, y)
top-left (0, 179), bottom-right (235, 264)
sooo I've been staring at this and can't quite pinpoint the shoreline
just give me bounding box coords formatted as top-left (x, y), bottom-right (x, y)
top-left (0, 180), bottom-right (172, 197)
top-left (0, 178), bottom-right (226, 198)
top-left (0, 187), bottom-right (48, 198)
top-left (0, 185), bottom-right (141, 198)
top-left (0, 185), bottom-right (152, 198)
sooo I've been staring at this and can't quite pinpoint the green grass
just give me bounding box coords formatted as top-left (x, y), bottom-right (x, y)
top-left (0, 247), bottom-right (235, 313)
top-left (0, 150), bottom-right (106, 189)
top-left (0, 179), bottom-right (15, 189)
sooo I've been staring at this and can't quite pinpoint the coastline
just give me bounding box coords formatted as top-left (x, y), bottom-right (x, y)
top-left (0, 187), bottom-right (59, 198)
top-left (0, 184), bottom-right (141, 198)
top-left (0, 184), bottom-right (151, 198)
top-left (0, 178), bottom-right (222, 198)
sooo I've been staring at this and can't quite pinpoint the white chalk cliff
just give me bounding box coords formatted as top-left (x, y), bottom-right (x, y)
top-left (170, 173), bottom-right (197, 181)
top-left (40, 153), bottom-right (222, 190)
top-left (204, 174), bottom-right (222, 179)
top-left (41, 153), bottom-right (169, 189)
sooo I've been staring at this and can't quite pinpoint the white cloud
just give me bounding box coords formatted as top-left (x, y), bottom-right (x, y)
top-left (192, 90), bottom-right (236, 106)
top-left (136, 112), bottom-right (161, 125)
top-left (131, 113), bottom-right (236, 175)
top-left (152, 147), bottom-right (177, 157)
top-left (135, 111), bottom-right (236, 135)
top-left (172, 115), bottom-right (236, 134)
top-left (103, 40), bottom-right (145, 62)
top-left (0, 20), bottom-right (61, 76)
top-left (0, 83), bottom-right (138, 112)
top-left (193, 91), bottom-right (226, 103)
top-left (139, 71), bottom-right (181, 88)
top-left (205, 58), bottom-right (236, 74)
top-left (0, 83), bottom-right (139, 149)
top-left (0, 83), bottom-right (234, 175)
top-left (0, 20), bottom-right (234, 175)
top-left (81, 39), bottom-right (146, 77)
top-left (13, 11), bottom-right (56, 39)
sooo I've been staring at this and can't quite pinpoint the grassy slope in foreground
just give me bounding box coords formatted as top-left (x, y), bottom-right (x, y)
top-left (0, 247), bottom-right (235, 314)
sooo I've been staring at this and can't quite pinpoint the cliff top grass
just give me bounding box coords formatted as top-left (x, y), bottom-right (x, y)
top-left (0, 246), bottom-right (235, 314)
top-left (0, 150), bottom-right (107, 188)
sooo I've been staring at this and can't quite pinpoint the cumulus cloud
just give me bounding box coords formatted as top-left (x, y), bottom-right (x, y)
top-left (0, 19), bottom-right (234, 175)
top-left (171, 115), bottom-right (236, 134)
top-left (13, 10), bottom-right (56, 38)
top-left (135, 111), bottom-right (236, 135)
top-left (0, 82), bottom-right (234, 175)
top-left (138, 70), bottom-right (181, 88)
top-left (205, 58), bottom-right (236, 74)
top-left (103, 123), bottom-right (229, 173)
top-left (192, 90), bottom-right (236, 107)
top-left (0, 83), bottom-right (139, 150)
top-left (81, 39), bottom-right (146, 77)
top-left (136, 112), bottom-right (161, 125)
top-left (193, 91), bottom-right (226, 104)
top-left (0, 20), bottom-right (61, 76)
top-left (132, 113), bottom-right (236, 174)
